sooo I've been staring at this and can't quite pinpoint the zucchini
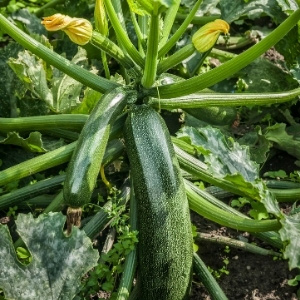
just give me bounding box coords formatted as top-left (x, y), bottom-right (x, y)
top-left (124, 105), bottom-right (193, 300)
top-left (64, 86), bottom-right (135, 230)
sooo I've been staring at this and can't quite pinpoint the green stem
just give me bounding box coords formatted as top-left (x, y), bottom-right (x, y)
top-left (0, 142), bottom-right (76, 187)
top-left (193, 253), bottom-right (228, 300)
top-left (0, 112), bottom-right (127, 141)
top-left (217, 35), bottom-right (255, 50)
top-left (150, 9), bottom-right (300, 98)
top-left (0, 14), bottom-right (118, 94)
top-left (196, 232), bottom-right (281, 256)
top-left (102, 51), bottom-right (110, 79)
top-left (158, 0), bottom-right (203, 58)
top-left (269, 188), bottom-right (300, 202)
top-left (186, 183), bottom-right (281, 232)
top-left (158, 0), bottom-right (181, 48)
top-left (157, 44), bottom-right (195, 75)
top-left (43, 190), bottom-right (65, 213)
top-left (0, 175), bottom-right (65, 210)
top-left (130, 10), bottom-right (146, 56)
top-left (210, 48), bottom-right (237, 61)
top-left (91, 32), bottom-right (137, 71)
top-left (141, 13), bottom-right (160, 88)
top-left (148, 87), bottom-right (300, 109)
top-left (175, 14), bottom-right (218, 25)
top-left (104, 0), bottom-right (144, 68)
top-left (115, 181), bottom-right (137, 300)
top-left (185, 179), bottom-right (283, 249)
top-left (0, 114), bottom-right (88, 133)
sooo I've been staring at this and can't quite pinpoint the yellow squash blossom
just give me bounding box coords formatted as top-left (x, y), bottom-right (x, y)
top-left (192, 19), bottom-right (230, 53)
top-left (41, 14), bottom-right (93, 45)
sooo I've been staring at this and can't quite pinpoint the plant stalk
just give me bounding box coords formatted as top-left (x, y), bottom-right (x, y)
top-left (150, 9), bottom-right (300, 98)
top-left (141, 13), bottom-right (160, 88)
top-left (104, 0), bottom-right (144, 68)
top-left (0, 14), bottom-right (118, 94)
top-left (196, 232), bottom-right (281, 256)
top-left (157, 44), bottom-right (195, 75)
top-left (148, 87), bottom-right (300, 108)
top-left (158, 0), bottom-right (203, 58)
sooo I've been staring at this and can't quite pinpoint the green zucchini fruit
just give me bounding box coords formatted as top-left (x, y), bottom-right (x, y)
top-left (124, 105), bottom-right (193, 300)
top-left (64, 86), bottom-right (135, 230)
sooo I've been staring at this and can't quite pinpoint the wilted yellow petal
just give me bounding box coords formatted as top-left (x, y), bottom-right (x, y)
top-left (192, 19), bottom-right (230, 53)
top-left (41, 14), bottom-right (93, 46)
top-left (41, 14), bottom-right (72, 31)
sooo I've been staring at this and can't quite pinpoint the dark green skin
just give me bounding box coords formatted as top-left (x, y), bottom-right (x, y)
top-left (64, 86), bottom-right (135, 208)
top-left (124, 105), bottom-right (193, 300)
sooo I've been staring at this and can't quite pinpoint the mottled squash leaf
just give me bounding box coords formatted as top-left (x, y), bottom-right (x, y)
top-left (0, 212), bottom-right (99, 300)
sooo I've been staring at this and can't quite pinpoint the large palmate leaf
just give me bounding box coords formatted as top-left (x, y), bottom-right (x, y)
top-left (8, 50), bottom-right (53, 107)
top-left (0, 213), bottom-right (99, 300)
top-left (51, 47), bottom-right (88, 113)
top-left (178, 125), bottom-right (300, 269)
top-left (177, 126), bottom-right (259, 182)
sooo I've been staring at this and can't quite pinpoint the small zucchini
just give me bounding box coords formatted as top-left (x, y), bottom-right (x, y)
top-left (124, 105), bottom-right (193, 300)
top-left (64, 86), bottom-right (135, 230)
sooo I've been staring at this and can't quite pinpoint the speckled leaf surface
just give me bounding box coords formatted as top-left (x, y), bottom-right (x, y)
top-left (0, 212), bottom-right (99, 300)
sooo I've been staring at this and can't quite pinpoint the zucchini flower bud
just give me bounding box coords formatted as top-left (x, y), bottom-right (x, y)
top-left (192, 19), bottom-right (230, 53)
top-left (41, 14), bottom-right (93, 45)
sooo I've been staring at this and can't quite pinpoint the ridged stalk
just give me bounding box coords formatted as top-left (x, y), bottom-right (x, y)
top-left (0, 139), bottom-right (124, 188)
top-left (193, 252), bottom-right (228, 300)
top-left (186, 182), bottom-right (281, 232)
top-left (104, 0), bottom-right (144, 68)
top-left (115, 181), bottom-right (137, 300)
top-left (158, 0), bottom-right (203, 58)
top-left (157, 44), bottom-right (195, 75)
top-left (158, 0), bottom-right (181, 48)
top-left (148, 87), bottom-right (300, 109)
top-left (0, 175), bottom-right (65, 210)
top-left (0, 14), bottom-right (118, 94)
top-left (141, 13), bottom-right (160, 88)
top-left (150, 9), bottom-right (300, 98)
top-left (0, 114), bottom-right (88, 133)
top-left (185, 180), bottom-right (283, 249)
top-left (196, 232), bottom-right (281, 256)
top-left (91, 32), bottom-right (137, 71)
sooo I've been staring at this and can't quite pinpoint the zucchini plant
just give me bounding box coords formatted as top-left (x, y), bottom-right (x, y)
top-left (0, 0), bottom-right (300, 299)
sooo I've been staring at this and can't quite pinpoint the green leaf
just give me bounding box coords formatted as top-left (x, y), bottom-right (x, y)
top-left (177, 126), bottom-right (259, 182)
top-left (265, 123), bottom-right (300, 165)
top-left (0, 212), bottom-right (99, 300)
top-left (219, 0), bottom-right (286, 23)
top-left (276, 0), bottom-right (299, 13)
top-left (249, 201), bottom-right (270, 220)
top-left (0, 42), bottom-right (26, 117)
top-left (51, 47), bottom-right (88, 113)
top-left (279, 213), bottom-right (300, 269)
top-left (8, 50), bottom-right (53, 108)
top-left (71, 87), bottom-right (102, 115)
top-left (0, 131), bottom-right (47, 153)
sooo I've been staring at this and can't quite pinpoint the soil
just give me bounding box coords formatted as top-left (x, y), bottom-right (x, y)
top-left (190, 212), bottom-right (299, 300)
